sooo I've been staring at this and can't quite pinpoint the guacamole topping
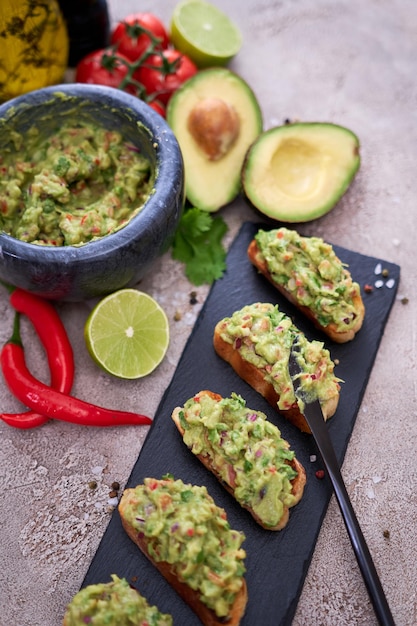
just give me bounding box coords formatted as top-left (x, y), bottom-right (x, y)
top-left (0, 122), bottom-right (153, 246)
top-left (217, 302), bottom-right (341, 410)
top-left (179, 392), bottom-right (300, 528)
top-left (63, 574), bottom-right (172, 626)
top-left (120, 477), bottom-right (246, 619)
top-left (254, 228), bottom-right (362, 332)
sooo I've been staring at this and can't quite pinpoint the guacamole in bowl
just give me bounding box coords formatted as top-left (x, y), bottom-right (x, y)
top-left (1, 121), bottom-right (154, 246)
top-left (0, 84), bottom-right (184, 300)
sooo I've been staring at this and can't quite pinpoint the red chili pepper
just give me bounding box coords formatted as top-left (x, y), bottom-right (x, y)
top-left (1, 313), bottom-right (152, 428)
top-left (1, 289), bottom-right (75, 429)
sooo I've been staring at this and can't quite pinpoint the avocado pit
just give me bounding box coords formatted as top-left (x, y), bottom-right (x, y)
top-left (187, 97), bottom-right (240, 161)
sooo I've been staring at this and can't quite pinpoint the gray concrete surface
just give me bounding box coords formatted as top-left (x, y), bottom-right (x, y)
top-left (1, 1), bottom-right (416, 624)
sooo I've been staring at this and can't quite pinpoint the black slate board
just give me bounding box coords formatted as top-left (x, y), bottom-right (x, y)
top-left (82, 222), bottom-right (400, 625)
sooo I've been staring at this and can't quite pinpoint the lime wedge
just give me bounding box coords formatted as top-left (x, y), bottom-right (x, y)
top-left (170, 0), bottom-right (242, 68)
top-left (84, 289), bottom-right (169, 379)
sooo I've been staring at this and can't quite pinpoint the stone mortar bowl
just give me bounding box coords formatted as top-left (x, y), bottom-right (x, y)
top-left (0, 84), bottom-right (184, 301)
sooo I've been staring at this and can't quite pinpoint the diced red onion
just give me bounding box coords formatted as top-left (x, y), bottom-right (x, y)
top-left (125, 143), bottom-right (140, 152)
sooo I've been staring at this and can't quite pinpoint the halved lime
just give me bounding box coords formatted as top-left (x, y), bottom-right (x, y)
top-left (84, 289), bottom-right (169, 379)
top-left (170, 0), bottom-right (242, 68)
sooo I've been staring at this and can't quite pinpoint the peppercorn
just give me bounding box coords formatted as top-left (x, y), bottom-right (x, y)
top-left (189, 291), bottom-right (198, 305)
top-left (315, 469), bottom-right (325, 479)
top-left (88, 480), bottom-right (97, 490)
top-left (111, 481), bottom-right (120, 491)
top-left (364, 284), bottom-right (374, 293)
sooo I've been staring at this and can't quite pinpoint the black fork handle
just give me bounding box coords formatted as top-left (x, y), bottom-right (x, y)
top-left (306, 402), bottom-right (396, 626)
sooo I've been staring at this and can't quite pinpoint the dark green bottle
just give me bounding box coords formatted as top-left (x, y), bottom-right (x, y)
top-left (58, 0), bottom-right (110, 66)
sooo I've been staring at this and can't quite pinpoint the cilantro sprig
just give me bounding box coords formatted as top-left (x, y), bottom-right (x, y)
top-left (171, 206), bottom-right (228, 286)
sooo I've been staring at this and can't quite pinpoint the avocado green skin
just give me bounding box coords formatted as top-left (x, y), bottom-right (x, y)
top-left (242, 122), bottom-right (360, 223)
top-left (0, 84), bottom-right (184, 301)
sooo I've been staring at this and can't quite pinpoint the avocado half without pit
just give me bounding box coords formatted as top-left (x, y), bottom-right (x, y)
top-left (241, 122), bottom-right (360, 222)
top-left (167, 67), bottom-right (263, 212)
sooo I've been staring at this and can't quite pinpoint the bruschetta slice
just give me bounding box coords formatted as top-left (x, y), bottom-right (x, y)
top-left (213, 302), bottom-right (341, 433)
top-left (119, 477), bottom-right (247, 626)
top-left (172, 390), bottom-right (306, 530)
top-left (248, 227), bottom-right (365, 343)
top-left (62, 574), bottom-right (173, 626)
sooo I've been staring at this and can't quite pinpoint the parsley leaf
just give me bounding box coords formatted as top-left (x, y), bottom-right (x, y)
top-left (172, 206), bottom-right (228, 285)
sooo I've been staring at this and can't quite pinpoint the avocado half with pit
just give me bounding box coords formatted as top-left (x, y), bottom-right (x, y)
top-left (167, 67), bottom-right (263, 212)
top-left (242, 122), bottom-right (360, 222)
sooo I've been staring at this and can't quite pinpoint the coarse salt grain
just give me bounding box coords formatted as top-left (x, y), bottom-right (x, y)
top-left (374, 262), bottom-right (382, 275)
top-left (386, 278), bottom-right (395, 289)
top-left (310, 455), bottom-right (317, 462)
top-left (269, 117), bottom-right (281, 127)
top-left (375, 280), bottom-right (384, 289)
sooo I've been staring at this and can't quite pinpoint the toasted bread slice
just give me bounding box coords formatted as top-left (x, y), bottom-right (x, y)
top-left (213, 302), bottom-right (341, 433)
top-left (248, 228), bottom-right (365, 343)
top-left (119, 477), bottom-right (247, 626)
top-left (62, 574), bottom-right (172, 626)
top-left (172, 390), bottom-right (306, 530)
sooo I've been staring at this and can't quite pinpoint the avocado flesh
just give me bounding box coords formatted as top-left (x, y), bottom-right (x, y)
top-left (167, 68), bottom-right (263, 212)
top-left (242, 122), bottom-right (360, 222)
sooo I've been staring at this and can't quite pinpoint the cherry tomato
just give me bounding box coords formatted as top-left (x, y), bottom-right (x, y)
top-left (147, 99), bottom-right (166, 117)
top-left (135, 49), bottom-right (198, 106)
top-left (111, 13), bottom-right (169, 62)
top-left (75, 48), bottom-right (137, 94)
